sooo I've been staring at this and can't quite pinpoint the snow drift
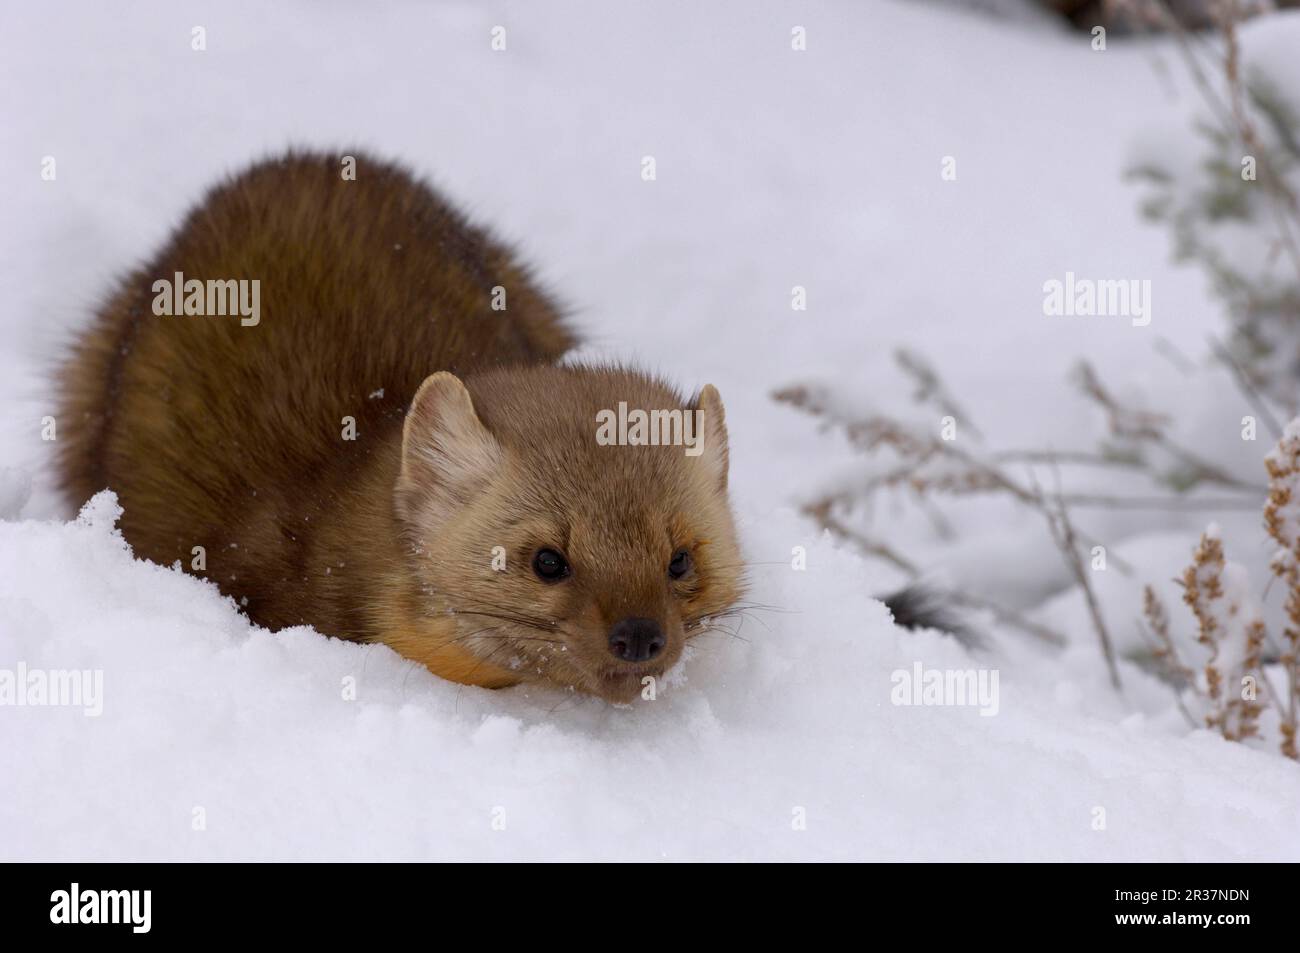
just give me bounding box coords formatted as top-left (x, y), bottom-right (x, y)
top-left (1, 492), bottom-right (1297, 860)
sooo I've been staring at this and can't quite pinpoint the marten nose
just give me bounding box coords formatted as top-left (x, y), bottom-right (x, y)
top-left (607, 617), bottom-right (665, 663)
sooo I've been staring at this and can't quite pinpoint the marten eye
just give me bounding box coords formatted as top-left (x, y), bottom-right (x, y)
top-left (668, 548), bottom-right (692, 580)
top-left (532, 548), bottom-right (570, 582)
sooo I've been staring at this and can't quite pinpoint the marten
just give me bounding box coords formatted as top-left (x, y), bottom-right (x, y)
top-left (56, 150), bottom-right (743, 703)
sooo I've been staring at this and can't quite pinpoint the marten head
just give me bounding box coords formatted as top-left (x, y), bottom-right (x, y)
top-left (393, 365), bottom-right (743, 703)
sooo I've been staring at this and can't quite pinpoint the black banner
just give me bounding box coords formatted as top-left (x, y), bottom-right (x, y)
top-left (1, 863), bottom-right (1285, 940)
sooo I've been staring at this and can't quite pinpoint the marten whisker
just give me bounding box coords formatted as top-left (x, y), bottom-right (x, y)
top-left (690, 622), bottom-right (751, 644)
top-left (451, 630), bottom-right (565, 649)
top-left (454, 603), bottom-right (565, 627)
top-left (442, 619), bottom-right (567, 653)
top-left (452, 607), bottom-right (578, 641)
top-left (687, 608), bottom-right (765, 640)
top-left (715, 601), bottom-right (791, 615)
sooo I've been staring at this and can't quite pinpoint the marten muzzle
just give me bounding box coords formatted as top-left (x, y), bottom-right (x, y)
top-left (607, 617), bottom-right (666, 663)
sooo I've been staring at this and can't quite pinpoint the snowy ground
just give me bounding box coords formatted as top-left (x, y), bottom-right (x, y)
top-left (2, 0), bottom-right (1299, 860)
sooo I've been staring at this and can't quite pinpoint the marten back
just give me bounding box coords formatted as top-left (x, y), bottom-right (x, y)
top-left (58, 150), bottom-right (574, 588)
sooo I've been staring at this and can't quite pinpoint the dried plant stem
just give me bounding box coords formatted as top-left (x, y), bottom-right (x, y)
top-left (1208, 334), bottom-right (1284, 440)
top-left (1074, 360), bottom-right (1264, 493)
top-left (992, 449), bottom-right (1144, 470)
top-left (895, 348), bottom-right (984, 441)
top-left (1040, 480), bottom-right (1123, 690)
top-left (1215, 0), bottom-right (1300, 285)
top-left (1142, 584), bottom-right (1195, 682)
top-left (1135, 0), bottom-right (1300, 283)
top-left (1264, 424), bottom-right (1300, 759)
top-left (1138, 626), bottom-right (1202, 730)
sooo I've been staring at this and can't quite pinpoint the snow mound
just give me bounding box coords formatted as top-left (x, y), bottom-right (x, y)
top-left (1, 493), bottom-right (1297, 861)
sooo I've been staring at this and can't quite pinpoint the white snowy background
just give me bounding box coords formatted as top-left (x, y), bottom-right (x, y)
top-left (2, 0), bottom-right (1299, 860)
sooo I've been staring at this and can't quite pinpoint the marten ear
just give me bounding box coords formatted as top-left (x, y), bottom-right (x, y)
top-left (692, 384), bottom-right (729, 492)
top-left (396, 372), bottom-right (502, 526)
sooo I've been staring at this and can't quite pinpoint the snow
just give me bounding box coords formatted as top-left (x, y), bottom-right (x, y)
top-left (3, 490), bottom-right (1297, 861)
top-left (3, 0), bottom-right (1300, 860)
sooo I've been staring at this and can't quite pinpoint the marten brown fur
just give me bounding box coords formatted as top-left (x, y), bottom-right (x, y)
top-left (56, 151), bottom-right (742, 702)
